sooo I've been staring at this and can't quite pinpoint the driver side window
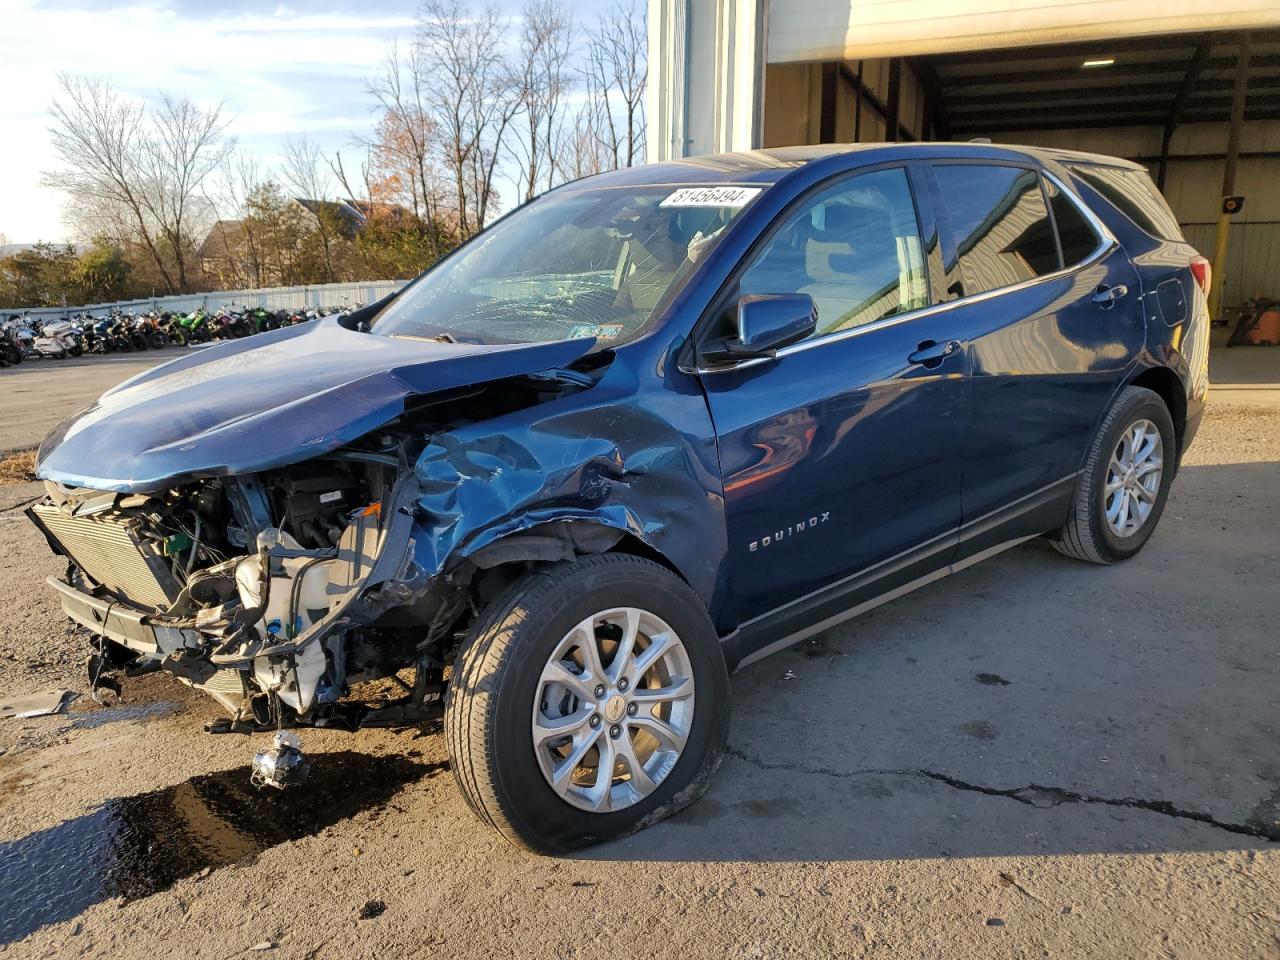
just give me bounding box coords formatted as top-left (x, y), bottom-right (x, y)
top-left (738, 167), bottom-right (928, 341)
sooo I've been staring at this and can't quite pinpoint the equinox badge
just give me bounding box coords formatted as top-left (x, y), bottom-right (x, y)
top-left (749, 512), bottom-right (831, 552)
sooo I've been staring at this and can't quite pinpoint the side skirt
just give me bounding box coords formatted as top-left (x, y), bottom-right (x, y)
top-left (729, 534), bottom-right (1037, 671)
top-left (722, 473), bottom-right (1077, 671)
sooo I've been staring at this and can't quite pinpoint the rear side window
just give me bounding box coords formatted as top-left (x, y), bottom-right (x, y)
top-left (1067, 164), bottom-right (1184, 241)
top-left (931, 164), bottom-right (1059, 297)
top-left (1044, 178), bottom-right (1102, 267)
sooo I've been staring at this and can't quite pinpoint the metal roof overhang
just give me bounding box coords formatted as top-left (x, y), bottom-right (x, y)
top-left (922, 30), bottom-right (1280, 136)
top-left (766, 0), bottom-right (1280, 63)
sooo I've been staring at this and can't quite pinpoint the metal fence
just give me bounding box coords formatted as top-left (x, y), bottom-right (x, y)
top-left (11, 280), bottom-right (409, 321)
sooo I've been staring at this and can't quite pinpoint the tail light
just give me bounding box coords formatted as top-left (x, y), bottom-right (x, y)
top-left (1189, 256), bottom-right (1210, 294)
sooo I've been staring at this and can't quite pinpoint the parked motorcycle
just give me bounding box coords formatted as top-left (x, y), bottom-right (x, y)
top-left (39, 318), bottom-right (84, 357)
top-left (140, 313), bottom-right (170, 349)
top-left (126, 316), bottom-right (151, 351)
top-left (0, 319), bottom-right (24, 365)
top-left (80, 318), bottom-right (116, 354)
top-left (157, 312), bottom-right (187, 346)
top-left (14, 321), bottom-right (68, 360)
top-left (105, 316), bottom-right (135, 352)
top-left (178, 309), bottom-right (213, 344)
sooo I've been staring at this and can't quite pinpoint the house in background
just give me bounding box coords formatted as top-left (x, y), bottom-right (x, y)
top-left (198, 198), bottom-right (412, 285)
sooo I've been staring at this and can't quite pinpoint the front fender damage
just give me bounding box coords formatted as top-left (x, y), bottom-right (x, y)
top-left (407, 387), bottom-right (725, 607)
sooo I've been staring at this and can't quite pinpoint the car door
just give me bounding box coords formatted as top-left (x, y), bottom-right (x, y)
top-left (922, 161), bottom-right (1146, 557)
top-left (696, 165), bottom-right (969, 651)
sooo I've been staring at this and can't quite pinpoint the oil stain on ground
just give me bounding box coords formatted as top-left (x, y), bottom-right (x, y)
top-left (0, 751), bottom-right (437, 945)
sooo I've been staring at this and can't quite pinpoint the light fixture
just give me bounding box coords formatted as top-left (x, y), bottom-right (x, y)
top-left (1082, 58), bottom-right (1116, 68)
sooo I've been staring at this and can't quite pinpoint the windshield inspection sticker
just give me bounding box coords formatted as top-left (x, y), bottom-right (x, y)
top-left (567, 322), bottom-right (625, 341)
top-left (660, 186), bottom-right (762, 208)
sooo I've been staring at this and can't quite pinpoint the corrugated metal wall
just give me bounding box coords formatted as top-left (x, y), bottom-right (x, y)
top-left (763, 60), bottom-right (928, 147)
top-left (13, 280), bottom-right (407, 322)
top-left (1182, 222), bottom-right (1280, 303)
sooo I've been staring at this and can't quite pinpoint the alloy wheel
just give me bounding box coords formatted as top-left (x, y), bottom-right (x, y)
top-left (531, 607), bottom-right (695, 813)
top-left (1104, 418), bottom-right (1163, 538)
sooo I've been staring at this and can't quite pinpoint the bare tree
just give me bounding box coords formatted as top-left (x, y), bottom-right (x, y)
top-left (330, 147), bottom-right (372, 208)
top-left (282, 133), bottom-right (341, 282)
top-left (583, 1), bottom-right (647, 169)
top-left (142, 93), bottom-right (231, 290)
top-left (44, 76), bottom-right (229, 294)
top-left (207, 150), bottom-right (271, 287)
top-left (562, 97), bottom-right (612, 180)
top-left (509, 0), bottom-right (574, 201)
top-left (45, 76), bottom-right (176, 292)
top-left (366, 42), bottom-right (440, 228)
top-left (416, 0), bottom-right (520, 235)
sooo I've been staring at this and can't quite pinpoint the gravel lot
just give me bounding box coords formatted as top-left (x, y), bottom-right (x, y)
top-left (0, 346), bottom-right (1277, 959)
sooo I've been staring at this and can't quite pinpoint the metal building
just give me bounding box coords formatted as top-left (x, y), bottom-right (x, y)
top-left (647, 0), bottom-right (1280, 312)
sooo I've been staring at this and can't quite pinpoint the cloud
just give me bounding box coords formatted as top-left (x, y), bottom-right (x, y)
top-left (0, 0), bottom-right (417, 241)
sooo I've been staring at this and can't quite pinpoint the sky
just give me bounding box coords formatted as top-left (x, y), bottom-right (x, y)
top-left (0, 0), bottom-right (615, 244)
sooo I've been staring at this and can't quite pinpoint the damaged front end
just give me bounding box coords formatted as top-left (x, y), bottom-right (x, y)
top-left (28, 451), bottom-right (454, 743)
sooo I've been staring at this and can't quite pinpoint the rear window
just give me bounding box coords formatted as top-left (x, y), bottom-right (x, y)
top-left (1067, 164), bottom-right (1184, 241)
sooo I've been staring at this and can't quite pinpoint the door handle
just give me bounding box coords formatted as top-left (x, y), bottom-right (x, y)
top-left (1092, 283), bottom-right (1129, 308)
top-left (908, 339), bottom-right (962, 368)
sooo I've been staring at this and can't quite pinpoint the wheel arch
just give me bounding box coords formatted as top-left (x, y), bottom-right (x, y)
top-left (453, 516), bottom-right (696, 602)
top-left (1127, 365), bottom-right (1187, 460)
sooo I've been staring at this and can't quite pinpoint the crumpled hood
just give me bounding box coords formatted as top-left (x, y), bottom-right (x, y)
top-left (36, 317), bottom-right (594, 492)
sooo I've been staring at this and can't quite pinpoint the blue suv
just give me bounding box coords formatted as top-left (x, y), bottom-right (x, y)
top-left (30, 143), bottom-right (1208, 852)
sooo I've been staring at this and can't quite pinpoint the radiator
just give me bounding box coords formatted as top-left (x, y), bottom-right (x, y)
top-left (30, 503), bottom-right (182, 610)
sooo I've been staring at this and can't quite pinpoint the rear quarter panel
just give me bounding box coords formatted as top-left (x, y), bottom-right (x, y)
top-left (1061, 165), bottom-right (1209, 458)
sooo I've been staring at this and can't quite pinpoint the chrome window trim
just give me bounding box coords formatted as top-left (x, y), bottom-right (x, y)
top-left (692, 169), bottom-right (1116, 376)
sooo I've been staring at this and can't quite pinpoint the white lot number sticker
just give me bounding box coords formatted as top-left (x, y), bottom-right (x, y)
top-left (660, 186), bottom-right (762, 208)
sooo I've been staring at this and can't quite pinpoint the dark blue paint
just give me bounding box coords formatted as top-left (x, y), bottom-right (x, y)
top-left (34, 143), bottom-right (1208, 662)
top-left (702, 312), bottom-right (967, 624)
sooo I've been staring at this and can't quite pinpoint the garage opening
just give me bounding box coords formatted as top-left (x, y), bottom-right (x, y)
top-left (762, 29), bottom-right (1280, 316)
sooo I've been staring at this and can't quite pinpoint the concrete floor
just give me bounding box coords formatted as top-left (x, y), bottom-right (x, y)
top-left (0, 343), bottom-right (1276, 958)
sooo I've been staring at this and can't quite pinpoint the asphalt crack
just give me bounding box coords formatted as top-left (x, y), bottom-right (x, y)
top-left (725, 746), bottom-right (1279, 842)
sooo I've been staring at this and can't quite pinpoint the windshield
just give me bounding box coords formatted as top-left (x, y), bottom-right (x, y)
top-left (371, 184), bottom-right (763, 347)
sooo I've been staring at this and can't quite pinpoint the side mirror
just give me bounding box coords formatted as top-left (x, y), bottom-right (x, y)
top-left (702, 294), bottom-right (817, 366)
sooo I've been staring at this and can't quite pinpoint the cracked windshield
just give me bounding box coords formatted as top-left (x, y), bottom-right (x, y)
top-left (371, 184), bottom-right (764, 347)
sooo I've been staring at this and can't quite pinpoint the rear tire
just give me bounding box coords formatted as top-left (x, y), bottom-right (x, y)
top-left (1051, 385), bottom-right (1176, 564)
top-left (445, 554), bottom-right (729, 854)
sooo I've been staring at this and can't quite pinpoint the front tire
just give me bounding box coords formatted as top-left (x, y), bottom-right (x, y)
top-left (1051, 385), bottom-right (1176, 564)
top-left (445, 554), bottom-right (729, 854)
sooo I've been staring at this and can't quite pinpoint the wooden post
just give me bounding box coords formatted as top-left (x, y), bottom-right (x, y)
top-left (1208, 33), bottom-right (1250, 323)
top-left (887, 59), bottom-right (902, 141)
top-left (1158, 44), bottom-right (1210, 191)
top-left (820, 63), bottom-right (838, 143)
top-left (854, 60), bottom-right (863, 141)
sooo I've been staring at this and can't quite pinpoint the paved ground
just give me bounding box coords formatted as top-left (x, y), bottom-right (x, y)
top-left (0, 348), bottom-right (190, 455)
top-left (0, 344), bottom-right (1277, 959)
